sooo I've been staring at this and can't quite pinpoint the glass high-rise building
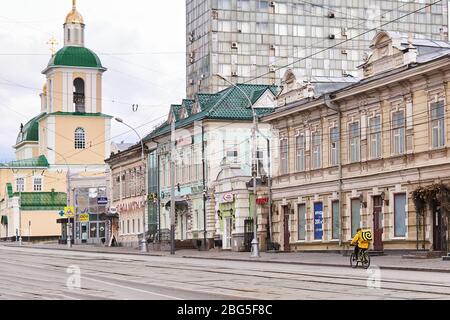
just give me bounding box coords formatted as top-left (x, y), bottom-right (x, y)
top-left (186, 0), bottom-right (448, 98)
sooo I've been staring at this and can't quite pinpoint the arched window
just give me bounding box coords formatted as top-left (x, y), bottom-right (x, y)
top-left (73, 78), bottom-right (85, 113)
top-left (74, 127), bottom-right (86, 149)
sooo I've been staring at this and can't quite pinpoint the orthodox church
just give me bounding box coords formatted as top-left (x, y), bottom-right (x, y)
top-left (0, 0), bottom-right (112, 242)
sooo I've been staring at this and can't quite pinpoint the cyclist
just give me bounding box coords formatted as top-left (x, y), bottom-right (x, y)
top-left (351, 228), bottom-right (369, 261)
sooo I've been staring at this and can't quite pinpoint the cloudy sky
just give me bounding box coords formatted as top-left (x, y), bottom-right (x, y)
top-left (0, 0), bottom-right (186, 161)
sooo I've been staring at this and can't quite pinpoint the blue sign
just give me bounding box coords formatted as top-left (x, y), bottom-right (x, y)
top-left (97, 197), bottom-right (108, 205)
top-left (314, 202), bottom-right (323, 240)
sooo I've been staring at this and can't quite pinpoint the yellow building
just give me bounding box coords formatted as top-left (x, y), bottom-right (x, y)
top-left (0, 0), bottom-right (111, 242)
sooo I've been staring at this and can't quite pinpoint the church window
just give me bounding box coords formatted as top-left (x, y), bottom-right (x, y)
top-left (74, 127), bottom-right (86, 149)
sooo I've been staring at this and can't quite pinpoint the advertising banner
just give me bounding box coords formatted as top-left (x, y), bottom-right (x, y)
top-left (314, 202), bottom-right (323, 240)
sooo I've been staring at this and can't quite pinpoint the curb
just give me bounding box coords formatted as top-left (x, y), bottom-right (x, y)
top-left (3, 244), bottom-right (450, 274)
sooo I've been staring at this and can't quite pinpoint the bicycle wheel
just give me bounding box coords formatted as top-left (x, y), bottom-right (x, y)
top-left (350, 253), bottom-right (358, 268)
top-left (362, 252), bottom-right (371, 269)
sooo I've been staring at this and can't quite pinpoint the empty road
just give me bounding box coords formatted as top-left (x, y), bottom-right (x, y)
top-left (1, 245), bottom-right (450, 300)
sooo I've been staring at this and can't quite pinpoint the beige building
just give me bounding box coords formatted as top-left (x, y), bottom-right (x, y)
top-left (263, 31), bottom-right (450, 253)
top-left (106, 144), bottom-right (148, 247)
top-left (0, 1), bottom-right (112, 243)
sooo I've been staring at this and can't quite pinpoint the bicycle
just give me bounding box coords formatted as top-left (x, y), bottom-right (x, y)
top-left (350, 247), bottom-right (371, 269)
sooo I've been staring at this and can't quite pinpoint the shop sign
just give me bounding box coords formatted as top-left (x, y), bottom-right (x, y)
top-left (97, 197), bottom-right (108, 205)
top-left (222, 193), bottom-right (234, 203)
top-left (314, 202), bottom-right (323, 240)
top-left (256, 197), bottom-right (269, 205)
top-left (79, 214), bottom-right (90, 223)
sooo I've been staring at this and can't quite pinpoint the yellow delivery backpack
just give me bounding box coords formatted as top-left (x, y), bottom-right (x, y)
top-left (361, 229), bottom-right (373, 242)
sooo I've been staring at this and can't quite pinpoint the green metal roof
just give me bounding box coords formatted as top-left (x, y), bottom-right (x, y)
top-left (4, 183), bottom-right (66, 210)
top-left (16, 113), bottom-right (46, 145)
top-left (17, 192), bottom-right (67, 211)
top-left (48, 46), bottom-right (103, 69)
top-left (144, 84), bottom-right (279, 141)
top-left (1, 155), bottom-right (49, 168)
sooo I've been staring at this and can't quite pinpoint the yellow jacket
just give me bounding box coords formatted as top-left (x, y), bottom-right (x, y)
top-left (351, 231), bottom-right (369, 249)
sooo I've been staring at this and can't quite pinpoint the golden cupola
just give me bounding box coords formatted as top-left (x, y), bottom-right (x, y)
top-left (63, 0), bottom-right (85, 47)
top-left (65, 0), bottom-right (84, 25)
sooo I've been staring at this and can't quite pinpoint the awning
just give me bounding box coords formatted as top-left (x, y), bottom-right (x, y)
top-left (1, 216), bottom-right (7, 225)
top-left (165, 200), bottom-right (189, 210)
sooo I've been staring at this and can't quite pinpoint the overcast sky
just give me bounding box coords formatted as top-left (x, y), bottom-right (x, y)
top-left (0, 0), bottom-right (186, 161)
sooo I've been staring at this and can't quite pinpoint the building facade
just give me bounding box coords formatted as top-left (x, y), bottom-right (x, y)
top-left (263, 31), bottom-right (450, 253)
top-left (0, 1), bottom-right (112, 243)
top-left (144, 84), bottom-right (278, 251)
top-left (186, 0), bottom-right (449, 98)
top-left (106, 144), bottom-right (149, 247)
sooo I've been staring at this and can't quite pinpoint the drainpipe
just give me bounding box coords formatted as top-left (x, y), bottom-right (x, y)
top-left (202, 124), bottom-right (207, 250)
top-left (324, 95), bottom-right (343, 248)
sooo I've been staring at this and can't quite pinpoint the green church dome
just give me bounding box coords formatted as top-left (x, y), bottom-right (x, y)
top-left (47, 46), bottom-right (103, 69)
top-left (16, 113), bottom-right (46, 146)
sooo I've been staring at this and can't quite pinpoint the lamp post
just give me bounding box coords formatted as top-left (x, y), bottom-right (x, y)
top-left (214, 74), bottom-right (260, 258)
top-left (47, 147), bottom-right (72, 248)
top-left (115, 118), bottom-right (148, 252)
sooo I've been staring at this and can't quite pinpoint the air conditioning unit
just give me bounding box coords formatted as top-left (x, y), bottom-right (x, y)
top-left (269, 65), bottom-right (276, 72)
top-left (342, 70), bottom-right (349, 76)
top-left (270, 44), bottom-right (276, 50)
top-left (269, 1), bottom-right (276, 7)
top-left (341, 28), bottom-right (348, 36)
top-left (329, 34), bottom-right (336, 40)
top-left (341, 49), bottom-right (348, 54)
top-left (328, 12), bottom-right (335, 18)
top-left (231, 42), bottom-right (238, 49)
top-left (237, 29), bottom-right (242, 33)
top-left (190, 58), bottom-right (195, 64)
top-left (189, 79), bottom-right (195, 85)
top-left (231, 71), bottom-right (238, 77)
top-left (200, 74), bottom-right (206, 79)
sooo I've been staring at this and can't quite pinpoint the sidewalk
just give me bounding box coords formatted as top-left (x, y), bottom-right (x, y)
top-left (3, 242), bottom-right (450, 273)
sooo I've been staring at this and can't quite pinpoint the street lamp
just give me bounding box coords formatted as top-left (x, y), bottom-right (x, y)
top-left (115, 117), bottom-right (148, 252)
top-left (214, 74), bottom-right (260, 258)
top-left (47, 147), bottom-right (72, 248)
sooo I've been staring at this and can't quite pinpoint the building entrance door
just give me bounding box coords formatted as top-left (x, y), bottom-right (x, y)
top-left (283, 206), bottom-right (290, 252)
top-left (80, 223), bottom-right (88, 243)
top-left (223, 217), bottom-right (232, 250)
top-left (433, 205), bottom-right (444, 251)
top-left (373, 196), bottom-right (383, 251)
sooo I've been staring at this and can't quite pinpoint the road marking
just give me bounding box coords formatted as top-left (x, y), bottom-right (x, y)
top-left (82, 276), bottom-right (183, 300)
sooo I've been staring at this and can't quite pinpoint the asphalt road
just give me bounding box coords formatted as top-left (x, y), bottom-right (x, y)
top-left (1, 245), bottom-right (450, 300)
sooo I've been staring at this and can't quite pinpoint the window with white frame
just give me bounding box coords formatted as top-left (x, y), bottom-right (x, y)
top-left (392, 110), bottom-right (405, 155)
top-left (330, 127), bottom-right (339, 166)
top-left (237, 0), bottom-right (250, 11)
top-left (298, 204), bottom-right (306, 240)
top-left (74, 127), bottom-right (86, 150)
top-left (431, 100), bottom-right (445, 148)
top-left (394, 193), bottom-right (407, 237)
top-left (370, 116), bottom-right (382, 159)
top-left (312, 131), bottom-right (321, 169)
top-left (349, 122), bottom-right (360, 163)
top-left (16, 177), bottom-right (25, 192)
top-left (33, 177), bottom-right (43, 192)
top-left (226, 150), bottom-right (238, 163)
top-left (296, 134), bottom-right (306, 172)
top-left (280, 138), bottom-right (289, 174)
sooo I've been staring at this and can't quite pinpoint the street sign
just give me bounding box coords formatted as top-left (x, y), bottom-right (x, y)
top-left (64, 206), bottom-right (75, 218)
top-left (97, 197), bottom-right (108, 205)
top-left (79, 214), bottom-right (90, 222)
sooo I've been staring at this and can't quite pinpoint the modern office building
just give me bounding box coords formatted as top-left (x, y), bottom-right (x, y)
top-left (186, 0), bottom-right (449, 98)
